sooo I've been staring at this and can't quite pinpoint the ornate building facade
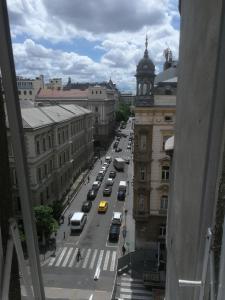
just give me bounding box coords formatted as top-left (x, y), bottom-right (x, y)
top-left (133, 39), bottom-right (176, 249)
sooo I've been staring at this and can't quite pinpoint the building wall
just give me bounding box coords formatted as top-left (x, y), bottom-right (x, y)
top-left (133, 106), bottom-right (175, 249)
top-left (166, 1), bottom-right (225, 299)
top-left (17, 75), bottom-right (44, 101)
top-left (8, 108), bottom-right (93, 213)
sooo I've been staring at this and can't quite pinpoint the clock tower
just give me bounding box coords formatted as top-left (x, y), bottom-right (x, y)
top-left (135, 37), bottom-right (155, 106)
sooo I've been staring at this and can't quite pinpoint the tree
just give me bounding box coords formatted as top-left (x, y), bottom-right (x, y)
top-left (34, 205), bottom-right (58, 245)
top-left (115, 102), bottom-right (131, 122)
top-left (49, 200), bottom-right (63, 221)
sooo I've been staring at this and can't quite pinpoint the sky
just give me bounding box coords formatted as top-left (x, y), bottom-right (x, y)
top-left (7, 0), bottom-right (180, 92)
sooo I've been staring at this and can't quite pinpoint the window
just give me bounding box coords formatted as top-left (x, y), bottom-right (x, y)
top-left (48, 135), bottom-right (52, 148)
top-left (161, 166), bottom-right (170, 181)
top-left (159, 225), bottom-right (166, 237)
top-left (29, 90), bottom-right (32, 95)
top-left (49, 159), bottom-right (53, 172)
top-left (92, 90), bottom-right (94, 94)
top-left (160, 195), bottom-right (168, 209)
top-left (140, 166), bottom-right (146, 181)
top-left (164, 115), bottom-right (172, 122)
top-left (100, 90), bottom-right (102, 94)
top-left (38, 167), bottom-right (42, 181)
top-left (24, 90), bottom-right (27, 95)
top-left (44, 164), bottom-right (48, 176)
top-left (96, 91), bottom-right (98, 94)
top-left (40, 192), bottom-right (44, 205)
top-left (138, 194), bottom-right (145, 212)
top-left (43, 138), bottom-right (46, 151)
top-left (58, 133), bottom-right (61, 144)
top-left (36, 140), bottom-right (40, 155)
top-left (140, 134), bottom-right (147, 151)
top-left (18, 90), bottom-right (21, 95)
top-left (95, 106), bottom-right (98, 112)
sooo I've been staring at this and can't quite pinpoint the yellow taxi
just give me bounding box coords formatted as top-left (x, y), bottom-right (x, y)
top-left (98, 200), bottom-right (108, 213)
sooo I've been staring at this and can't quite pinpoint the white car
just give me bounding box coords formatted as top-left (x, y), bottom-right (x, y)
top-left (103, 162), bottom-right (109, 169)
top-left (127, 145), bottom-right (131, 149)
top-left (101, 166), bottom-right (107, 173)
top-left (106, 178), bottom-right (114, 186)
top-left (112, 212), bottom-right (122, 225)
top-left (92, 181), bottom-right (101, 190)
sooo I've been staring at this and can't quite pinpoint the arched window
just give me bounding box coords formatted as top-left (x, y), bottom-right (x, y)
top-left (140, 134), bottom-right (147, 151)
top-left (138, 194), bottom-right (145, 212)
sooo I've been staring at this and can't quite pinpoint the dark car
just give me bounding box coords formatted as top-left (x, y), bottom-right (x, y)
top-left (117, 190), bottom-right (126, 201)
top-left (82, 201), bottom-right (92, 212)
top-left (96, 174), bottom-right (104, 182)
top-left (109, 171), bottom-right (116, 178)
top-left (87, 189), bottom-right (97, 200)
top-left (103, 186), bottom-right (112, 196)
top-left (113, 141), bottom-right (119, 149)
top-left (124, 158), bottom-right (130, 164)
top-left (109, 224), bottom-right (120, 242)
top-left (115, 147), bottom-right (122, 152)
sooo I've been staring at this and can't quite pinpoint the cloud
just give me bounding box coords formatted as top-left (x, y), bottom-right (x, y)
top-left (7, 0), bottom-right (180, 92)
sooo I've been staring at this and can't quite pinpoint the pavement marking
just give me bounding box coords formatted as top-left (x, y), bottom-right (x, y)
top-left (120, 282), bottom-right (145, 288)
top-left (89, 249), bottom-right (98, 269)
top-left (48, 247), bottom-right (62, 266)
top-left (96, 249), bottom-right (104, 270)
top-left (121, 277), bottom-right (143, 282)
top-left (103, 250), bottom-right (110, 271)
top-left (55, 247), bottom-right (68, 267)
top-left (120, 288), bottom-right (153, 295)
top-left (105, 241), bottom-right (117, 248)
top-left (82, 248), bottom-right (91, 268)
top-left (110, 251), bottom-right (117, 272)
top-left (62, 247), bottom-right (73, 267)
top-left (68, 248), bottom-right (78, 268)
top-left (120, 294), bottom-right (152, 300)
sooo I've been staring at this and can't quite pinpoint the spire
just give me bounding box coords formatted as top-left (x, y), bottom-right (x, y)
top-left (145, 35), bottom-right (148, 50)
top-left (144, 35), bottom-right (149, 58)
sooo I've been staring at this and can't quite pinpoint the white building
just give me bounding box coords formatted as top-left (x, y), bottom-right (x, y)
top-left (7, 104), bottom-right (93, 213)
top-left (17, 75), bottom-right (44, 101)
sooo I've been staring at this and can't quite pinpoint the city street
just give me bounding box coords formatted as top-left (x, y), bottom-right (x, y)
top-left (41, 120), bottom-right (134, 299)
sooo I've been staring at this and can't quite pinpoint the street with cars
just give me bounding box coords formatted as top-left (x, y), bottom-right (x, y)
top-left (41, 119), bottom-right (134, 299)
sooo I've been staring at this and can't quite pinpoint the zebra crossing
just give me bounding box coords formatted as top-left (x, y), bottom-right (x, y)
top-left (117, 276), bottom-right (153, 300)
top-left (42, 246), bottom-right (117, 272)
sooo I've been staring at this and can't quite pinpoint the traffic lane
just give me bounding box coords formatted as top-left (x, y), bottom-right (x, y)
top-left (79, 164), bottom-right (126, 249)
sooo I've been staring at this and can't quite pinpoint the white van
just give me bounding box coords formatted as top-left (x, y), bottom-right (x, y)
top-left (112, 212), bottom-right (122, 225)
top-left (70, 212), bottom-right (87, 232)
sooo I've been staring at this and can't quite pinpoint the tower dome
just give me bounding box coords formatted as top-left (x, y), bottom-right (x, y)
top-left (135, 37), bottom-right (155, 106)
top-left (136, 39), bottom-right (155, 75)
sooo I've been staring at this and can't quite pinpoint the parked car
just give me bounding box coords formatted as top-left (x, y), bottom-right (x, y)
top-left (127, 145), bottom-right (131, 149)
top-left (105, 156), bottom-right (112, 163)
top-left (103, 162), bottom-right (109, 169)
top-left (112, 212), bottom-right (122, 225)
top-left (103, 186), bottom-right (112, 196)
top-left (92, 181), bottom-right (101, 190)
top-left (117, 190), bottom-right (126, 201)
top-left (115, 147), bottom-right (122, 152)
top-left (109, 171), bottom-right (116, 178)
top-left (87, 189), bottom-right (97, 200)
top-left (82, 201), bottom-right (92, 213)
top-left (124, 157), bottom-right (130, 164)
top-left (108, 224), bottom-right (120, 242)
top-left (113, 141), bottom-right (119, 149)
top-left (96, 174), bottom-right (104, 182)
top-left (98, 201), bottom-right (108, 213)
top-left (106, 178), bottom-right (114, 186)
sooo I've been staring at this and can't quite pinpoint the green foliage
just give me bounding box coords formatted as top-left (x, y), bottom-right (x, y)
top-left (34, 205), bottom-right (58, 240)
top-left (116, 102), bottom-right (131, 122)
top-left (49, 200), bottom-right (63, 221)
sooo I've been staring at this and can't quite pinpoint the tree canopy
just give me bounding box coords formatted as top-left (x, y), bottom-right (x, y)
top-left (34, 205), bottom-right (58, 239)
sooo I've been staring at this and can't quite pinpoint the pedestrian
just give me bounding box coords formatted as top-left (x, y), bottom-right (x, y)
top-left (63, 231), bottom-right (65, 239)
top-left (100, 159), bottom-right (102, 164)
top-left (122, 245), bottom-right (126, 256)
top-left (76, 248), bottom-right (81, 262)
top-left (61, 215), bottom-right (64, 224)
top-left (87, 175), bottom-right (90, 183)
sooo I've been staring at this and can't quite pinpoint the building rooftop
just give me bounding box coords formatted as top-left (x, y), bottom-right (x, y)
top-left (37, 89), bottom-right (88, 99)
top-left (6, 104), bottom-right (92, 129)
